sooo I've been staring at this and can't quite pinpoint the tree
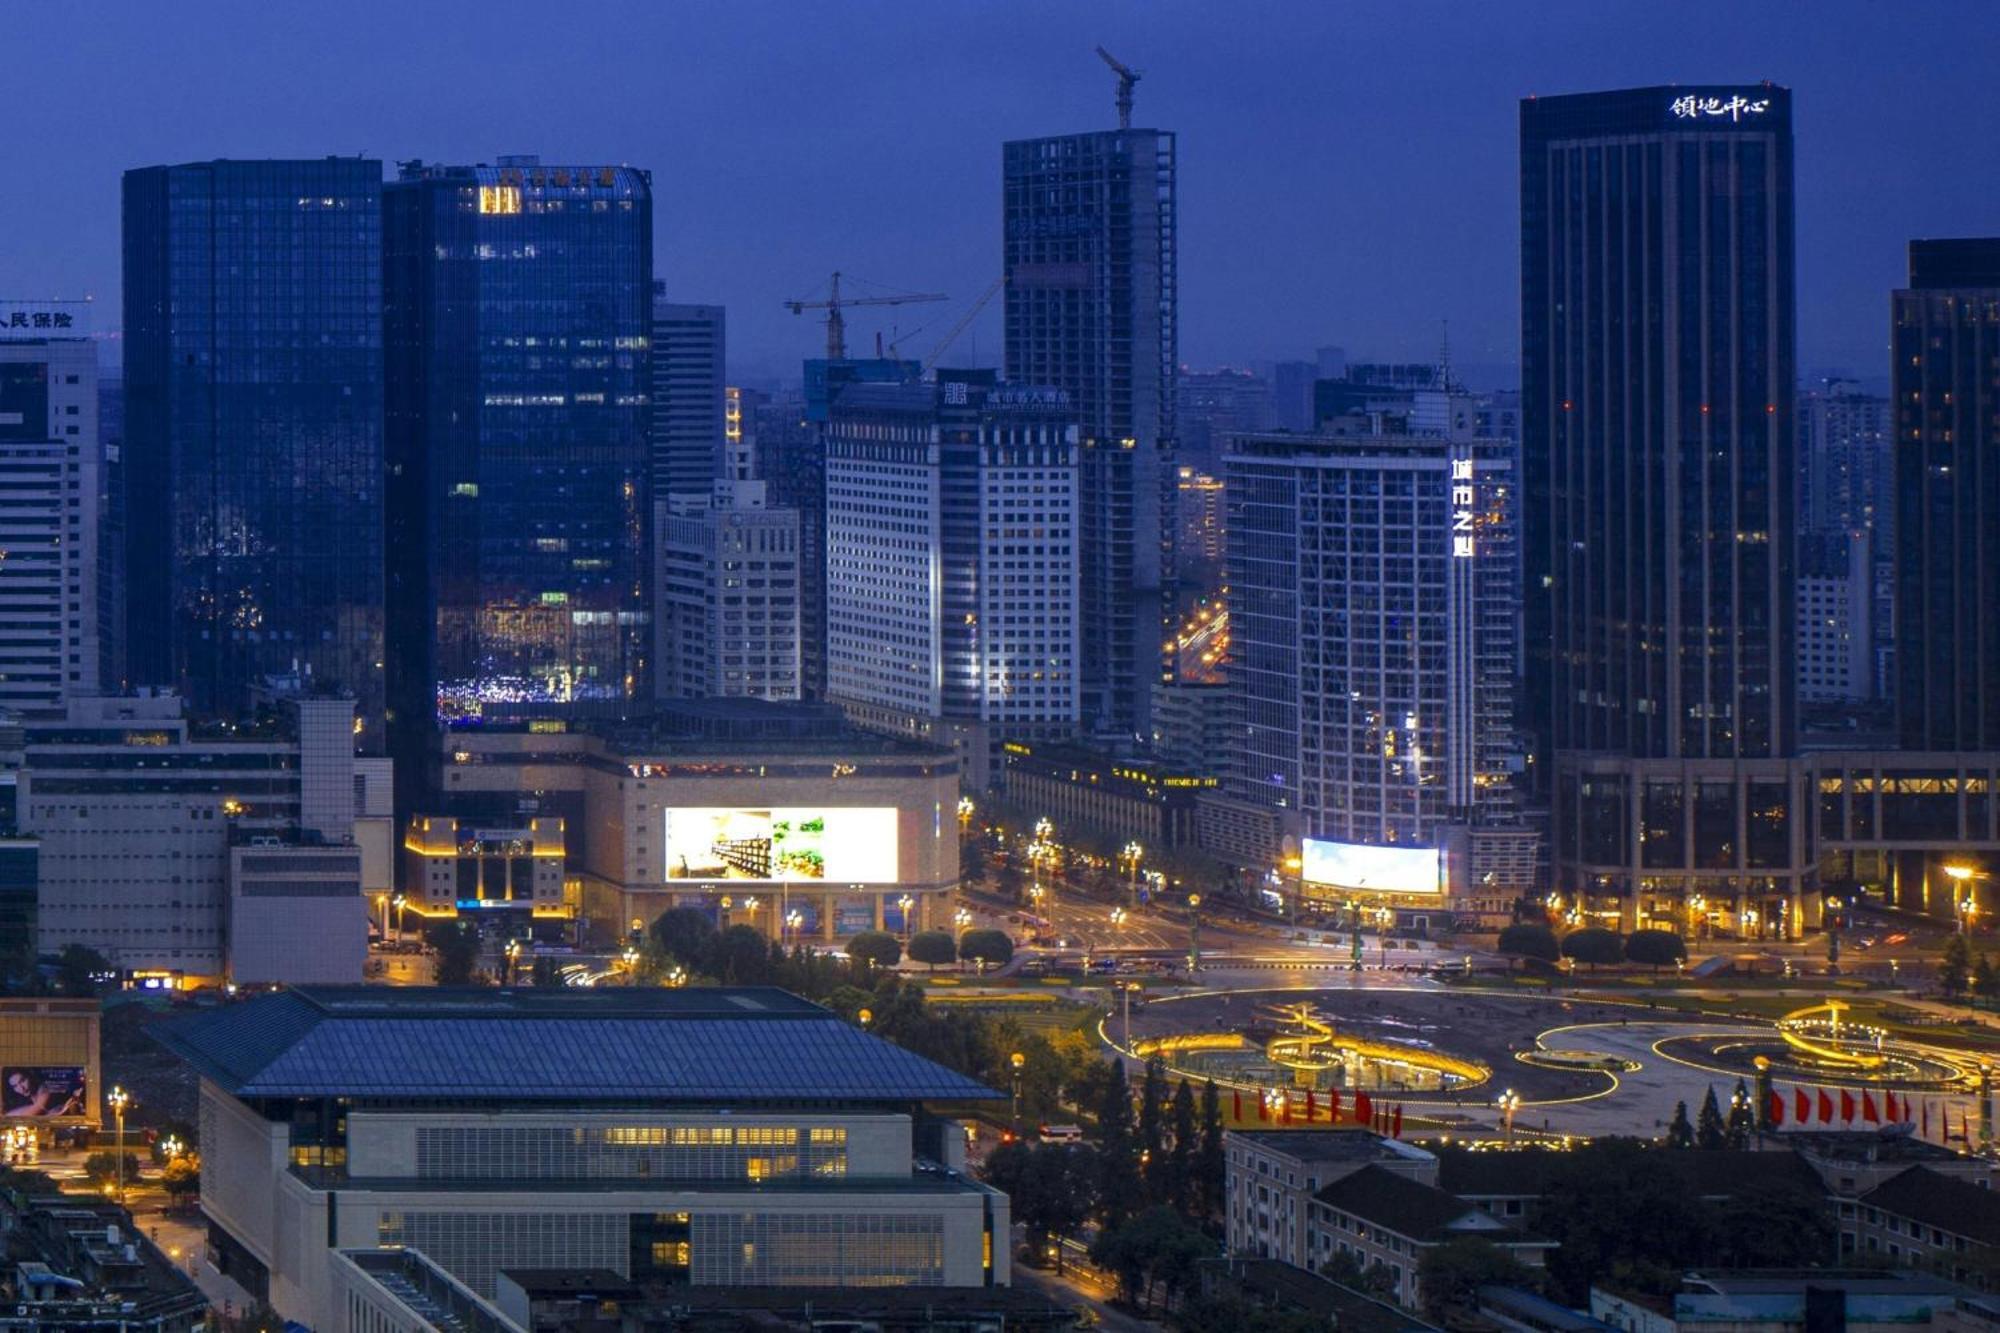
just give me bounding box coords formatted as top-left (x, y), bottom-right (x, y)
top-left (161, 1155), bottom-right (201, 1205)
top-left (1166, 1079), bottom-right (1198, 1206)
top-left (1090, 1205), bottom-right (1212, 1311)
top-left (530, 955), bottom-right (563, 987)
top-left (1177, 1294), bottom-right (1325, 1333)
top-left (55, 943), bottom-right (113, 995)
top-left (1624, 928), bottom-right (1688, 973)
top-left (957, 927), bottom-right (1014, 971)
top-left (426, 921), bottom-right (481, 986)
top-left (984, 1141), bottom-right (1097, 1273)
top-left (1666, 1100), bottom-right (1695, 1148)
top-left (1942, 934), bottom-right (1972, 999)
top-left (1418, 1236), bottom-right (1540, 1322)
top-left (1561, 926), bottom-right (1626, 971)
top-left (1497, 923), bottom-right (1559, 967)
top-left (710, 925), bottom-right (773, 984)
top-left (82, 1151), bottom-right (142, 1187)
top-left (650, 906), bottom-right (719, 971)
top-left (959, 838), bottom-right (989, 887)
top-left (846, 930), bottom-right (902, 970)
top-left (1696, 1087), bottom-right (1727, 1149)
top-left (1138, 1057), bottom-right (1169, 1200)
top-left (1725, 1080), bottom-right (1756, 1149)
top-left (1096, 1059), bottom-right (1144, 1226)
top-left (1194, 1079), bottom-right (1226, 1221)
top-left (1977, 954), bottom-right (1998, 999)
top-left (907, 930), bottom-right (957, 971)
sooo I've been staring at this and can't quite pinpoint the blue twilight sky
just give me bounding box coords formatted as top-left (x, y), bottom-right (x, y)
top-left (2, 1), bottom-right (1992, 388)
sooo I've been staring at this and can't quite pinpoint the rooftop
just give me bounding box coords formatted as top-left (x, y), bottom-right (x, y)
top-left (1861, 1167), bottom-right (2000, 1246)
top-left (155, 986), bottom-right (1001, 1103)
top-left (1316, 1166), bottom-right (1547, 1246)
top-left (1435, 1145), bottom-right (1823, 1199)
top-left (1231, 1129), bottom-right (1436, 1165)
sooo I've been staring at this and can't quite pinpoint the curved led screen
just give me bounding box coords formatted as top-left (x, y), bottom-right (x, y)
top-left (1300, 840), bottom-right (1441, 895)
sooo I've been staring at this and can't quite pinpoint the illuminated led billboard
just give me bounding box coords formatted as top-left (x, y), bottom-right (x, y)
top-left (1300, 840), bottom-right (1442, 895)
top-left (3, 1066), bottom-right (86, 1119)
top-left (662, 808), bottom-right (898, 883)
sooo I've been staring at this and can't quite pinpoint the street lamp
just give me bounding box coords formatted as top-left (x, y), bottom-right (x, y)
top-left (897, 893), bottom-right (915, 940)
top-left (106, 1086), bottom-right (129, 1201)
top-left (1947, 865), bottom-right (1986, 935)
top-left (958, 796), bottom-right (975, 831)
top-left (784, 908), bottom-right (803, 946)
top-left (1186, 893), bottom-right (1203, 975)
top-left (503, 937), bottom-right (522, 985)
top-left (1497, 1088), bottom-right (1521, 1143)
top-left (391, 893), bottom-right (407, 942)
top-left (1010, 1051), bottom-right (1026, 1135)
top-left (1121, 841), bottom-right (1144, 907)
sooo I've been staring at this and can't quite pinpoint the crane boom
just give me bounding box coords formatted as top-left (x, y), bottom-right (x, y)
top-left (1095, 46), bottom-right (1141, 129)
top-left (923, 275), bottom-right (1006, 370)
top-left (783, 271), bottom-right (948, 360)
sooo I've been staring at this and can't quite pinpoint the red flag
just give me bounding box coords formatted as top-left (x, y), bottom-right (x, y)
top-left (1281, 1096), bottom-right (1292, 1125)
top-left (1841, 1089), bottom-right (1855, 1122)
top-left (1795, 1088), bottom-right (1809, 1124)
top-left (1306, 1090), bottom-right (1317, 1122)
top-left (1255, 1092), bottom-right (1268, 1122)
top-left (1393, 1105), bottom-right (1404, 1138)
top-left (1767, 1091), bottom-right (1784, 1126)
top-left (1329, 1090), bottom-right (1342, 1123)
top-left (1355, 1090), bottom-right (1374, 1125)
top-left (1233, 1088), bottom-right (1242, 1121)
top-left (1923, 1101), bottom-right (1931, 1139)
top-left (1882, 1091), bottom-right (1895, 1123)
top-left (1862, 1090), bottom-right (1879, 1123)
top-left (1819, 1089), bottom-right (1834, 1123)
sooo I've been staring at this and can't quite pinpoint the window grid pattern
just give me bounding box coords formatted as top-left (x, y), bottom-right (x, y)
top-left (413, 1124), bottom-right (848, 1181)
top-left (693, 1212), bottom-right (944, 1287)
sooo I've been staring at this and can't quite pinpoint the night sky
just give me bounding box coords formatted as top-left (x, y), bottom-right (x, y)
top-left (5, 1), bottom-right (1992, 388)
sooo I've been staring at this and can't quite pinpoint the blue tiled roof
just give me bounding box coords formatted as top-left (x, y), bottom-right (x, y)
top-left (156, 987), bottom-right (1001, 1103)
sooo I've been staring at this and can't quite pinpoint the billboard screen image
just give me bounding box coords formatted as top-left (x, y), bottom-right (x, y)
top-left (662, 808), bottom-right (899, 883)
top-left (2, 1066), bottom-right (86, 1119)
top-left (1300, 840), bottom-right (1442, 895)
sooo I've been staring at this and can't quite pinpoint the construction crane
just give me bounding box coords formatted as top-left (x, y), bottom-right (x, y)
top-left (920, 275), bottom-right (1006, 371)
top-left (784, 271), bottom-right (946, 361)
top-left (1095, 46), bottom-right (1141, 129)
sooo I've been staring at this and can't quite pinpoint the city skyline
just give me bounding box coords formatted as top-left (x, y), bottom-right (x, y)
top-left (2, 2), bottom-right (1995, 384)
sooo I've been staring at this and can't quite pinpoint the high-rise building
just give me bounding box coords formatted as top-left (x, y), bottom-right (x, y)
top-left (823, 372), bottom-right (1079, 788)
top-left (1004, 126), bottom-right (1177, 743)
top-left (1177, 368), bottom-right (1274, 471)
top-left (122, 158), bottom-right (385, 727)
top-left (1219, 414), bottom-right (1521, 915)
top-left (1797, 530), bottom-right (1873, 706)
top-left (657, 389), bottom-right (803, 701)
top-left (650, 293), bottom-right (726, 498)
top-left (1893, 238), bottom-right (2000, 752)
top-left (1521, 86), bottom-right (1806, 930)
top-left (96, 369), bottom-right (124, 692)
top-left (1800, 380), bottom-right (1894, 698)
top-left (0, 301), bottom-right (100, 712)
top-left (384, 157), bottom-right (653, 788)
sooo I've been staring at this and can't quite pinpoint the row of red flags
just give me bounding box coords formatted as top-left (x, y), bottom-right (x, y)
top-left (1233, 1085), bottom-right (1406, 1138)
top-left (1766, 1084), bottom-right (1970, 1141)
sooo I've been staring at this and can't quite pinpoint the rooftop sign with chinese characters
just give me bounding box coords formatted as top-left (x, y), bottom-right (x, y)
top-left (1670, 93), bottom-right (1772, 123)
top-left (0, 301), bottom-right (90, 340)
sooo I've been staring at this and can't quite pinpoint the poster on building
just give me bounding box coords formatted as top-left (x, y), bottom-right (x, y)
top-left (2, 1067), bottom-right (87, 1119)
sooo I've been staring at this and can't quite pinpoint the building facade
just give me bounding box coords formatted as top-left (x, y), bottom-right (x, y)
top-left (1003, 127), bottom-right (1178, 743)
top-left (1797, 531), bottom-right (1874, 706)
top-left (122, 159), bottom-right (385, 728)
top-left (162, 987), bottom-right (1009, 1329)
top-left (17, 693), bottom-right (387, 982)
top-left (1893, 238), bottom-right (2000, 753)
top-left (823, 373), bottom-right (1080, 789)
top-left (0, 303), bottom-right (100, 712)
top-left (1220, 422), bottom-right (1521, 912)
top-left (426, 700), bottom-right (959, 940)
top-left (384, 156), bottom-right (653, 760)
top-left (1521, 86), bottom-right (1806, 928)
top-left (1800, 380), bottom-right (1893, 698)
top-left (649, 295), bottom-right (725, 500)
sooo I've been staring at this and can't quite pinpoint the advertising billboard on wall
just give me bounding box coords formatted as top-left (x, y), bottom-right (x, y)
top-left (662, 808), bottom-right (898, 883)
top-left (2, 1066), bottom-right (87, 1119)
top-left (1300, 840), bottom-right (1442, 895)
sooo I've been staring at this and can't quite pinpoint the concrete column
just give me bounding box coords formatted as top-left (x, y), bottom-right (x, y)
top-left (821, 895), bottom-right (836, 942)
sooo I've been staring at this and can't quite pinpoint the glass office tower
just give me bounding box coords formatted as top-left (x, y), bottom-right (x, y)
top-left (1003, 128), bottom-right (1177, 744)
top-left (1521, 86), bottom-right (1808, 931)
top-left (1893, 238), bottom-right (2000, 752)
top-left (122, 159), bottom-right (385, 728)
top-left (384, 156), bottom-right (653, 761)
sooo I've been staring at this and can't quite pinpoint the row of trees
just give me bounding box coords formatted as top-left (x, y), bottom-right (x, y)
top-left (1937, 935), bottom-right (2000, 999)
top-left (1496, 923), bottom-right (1688, 971)
top-left (1664, 1082), bottom-right (1758, 1149)
top-left (984, 1057), bottom-right (1228, 1312)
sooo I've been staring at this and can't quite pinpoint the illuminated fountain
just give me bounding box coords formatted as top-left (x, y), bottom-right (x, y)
top-left (1654, 997), bottom-right (1977, 1089)
top-left (1130, 1001), bottom-right (1489, 1094)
